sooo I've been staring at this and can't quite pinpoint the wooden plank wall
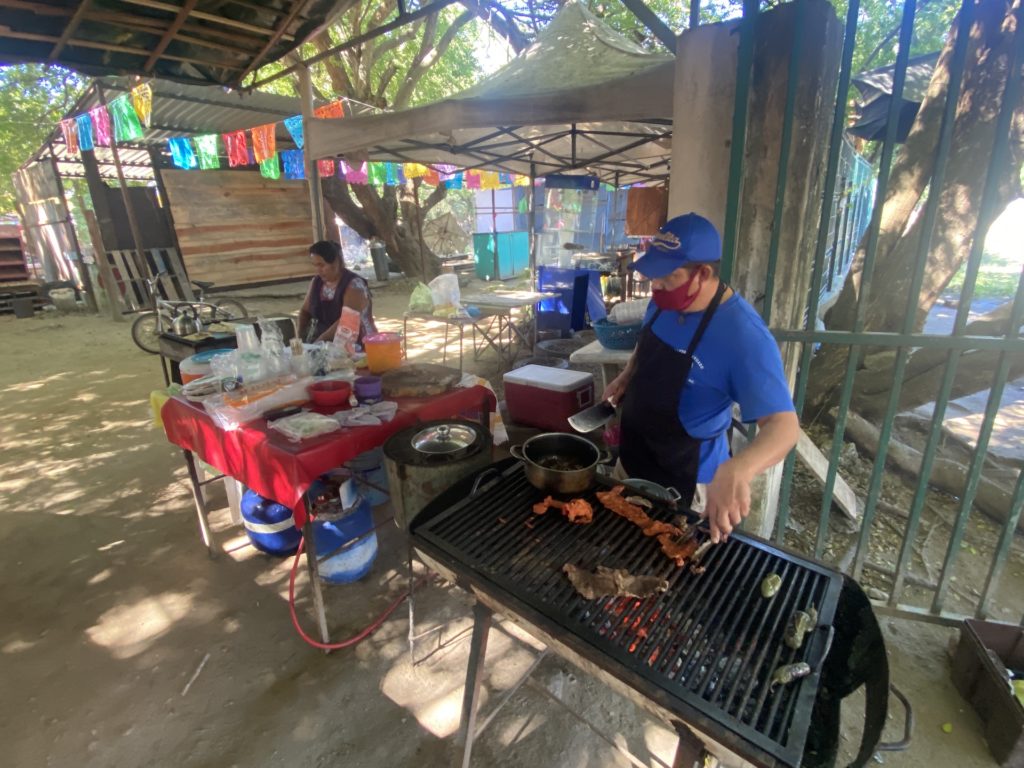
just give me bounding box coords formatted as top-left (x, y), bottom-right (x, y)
top-left (161, 170), bottom-right (313, 287)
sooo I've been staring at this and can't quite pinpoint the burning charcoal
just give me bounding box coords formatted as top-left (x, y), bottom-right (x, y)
top-left (770, 662), bottom-right (811, 691)
top-left (784, 606), bottom-right (818, 650)
top-left (761, 572), bottom-right (782, 599)
top-left (563, 563), bottom-right (669, 600)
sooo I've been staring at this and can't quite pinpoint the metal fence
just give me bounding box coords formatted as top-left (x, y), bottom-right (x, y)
top-left (722, 0), bottom-right (1024, 626)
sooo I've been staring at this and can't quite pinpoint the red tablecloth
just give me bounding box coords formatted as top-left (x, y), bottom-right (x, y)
top-left (162, 385), bottom-right (496, 526)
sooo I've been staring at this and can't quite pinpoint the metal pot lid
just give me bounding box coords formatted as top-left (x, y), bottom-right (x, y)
top-left (411, 423), bottom-right (479, 454)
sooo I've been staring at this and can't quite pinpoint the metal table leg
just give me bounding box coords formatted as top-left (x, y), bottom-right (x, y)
top-left (302, 519), bottom-right (331, 647)
top-left (453, 601), bottom-right (493, 768)
top-left (671, 724), bottom-right (712, 768)
top-left (182, 449), bottom-right (218, 558)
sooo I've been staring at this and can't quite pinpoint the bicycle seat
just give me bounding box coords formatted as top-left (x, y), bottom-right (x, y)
top-left (192, 280), bottom-right (215, 291)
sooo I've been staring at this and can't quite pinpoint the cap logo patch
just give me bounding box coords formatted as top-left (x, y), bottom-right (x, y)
top-left (650, 231), bottom-right (681, 252)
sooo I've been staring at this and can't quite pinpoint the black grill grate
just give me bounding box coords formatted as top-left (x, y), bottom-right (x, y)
top-left (412, 462), bottom-right (844, 768)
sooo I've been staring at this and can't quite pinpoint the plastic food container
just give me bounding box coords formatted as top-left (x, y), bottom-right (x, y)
top-left (308, 380), bottom-right (352, 408)
top-left (354, 375), bottom-right (383, 403)
top-left (363, 332), bottom-right (402, 374)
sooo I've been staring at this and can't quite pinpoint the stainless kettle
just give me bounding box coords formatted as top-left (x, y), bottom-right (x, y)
top-left (171, 307), bottom-right (202, 336)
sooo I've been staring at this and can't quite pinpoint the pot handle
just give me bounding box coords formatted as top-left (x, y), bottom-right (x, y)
top-left (598, 449), bottom-right (614, 465)
top-left (665, 486), bottom-right (682, 503)
top-left (509, 444), bottom-right (526, 462)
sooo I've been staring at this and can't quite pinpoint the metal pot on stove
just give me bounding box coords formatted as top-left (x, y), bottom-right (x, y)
top-left (510, 432), bottom-right (611, 494)
top-left (383, 419), bottom-right (492, 528)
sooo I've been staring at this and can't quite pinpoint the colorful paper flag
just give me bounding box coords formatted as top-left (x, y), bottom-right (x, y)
top-left (283, 115), bottom-right (304, 149)
top-left (131, 83), bottom-right (153, 128)
top-left (109, 94), bottom-right (145, 142)
top-left (193, 134), bottom-right (220, 170)
top-left (222, 130), bottom-right (249, 167)
top-left (167, 137), bottom-right (197, 169)
top-left (281, 150), bottom-right (305, 179)
top-left (89, 106), bottom-right (112, 147)
top-left (313, 100), bottom-right (344, 119)
top-left (76, 114), bottom-right (94, 151)
top-left (250, 123), bottom-right (276, 163)
top-left (259, 155), bottom-right (281, 179)
top-left (60, 119), bottom-right (79, 156)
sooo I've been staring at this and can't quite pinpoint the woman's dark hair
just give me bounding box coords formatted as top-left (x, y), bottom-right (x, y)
top-left (309, 240), bottom-right (342, 264)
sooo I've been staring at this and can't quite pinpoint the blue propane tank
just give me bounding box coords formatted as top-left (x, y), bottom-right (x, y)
top-left (309, 478), bottom-right (379, 584)
top-left (240, 489), bottom-right (301, 556)
top-left (346, 448), bottom-right (390, 506)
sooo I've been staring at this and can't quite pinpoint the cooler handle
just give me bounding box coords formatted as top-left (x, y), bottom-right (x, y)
top-left (576, 386), bottom-right (593, 409)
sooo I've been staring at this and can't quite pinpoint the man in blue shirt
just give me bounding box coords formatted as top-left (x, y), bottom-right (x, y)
top-left (603, 213), bottom-right (799, 543)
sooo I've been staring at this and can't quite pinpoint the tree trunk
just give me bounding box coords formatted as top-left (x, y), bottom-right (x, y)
top-left (321, 172), bottom-right (445, 280)
top-left (847, 301), bottom-right (1024, 417)
top-left (806, 0), bottom-right (1024, 415)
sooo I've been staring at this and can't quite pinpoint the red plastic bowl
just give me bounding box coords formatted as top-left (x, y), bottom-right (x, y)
top-left (308, 380), bottom-right (352, 408)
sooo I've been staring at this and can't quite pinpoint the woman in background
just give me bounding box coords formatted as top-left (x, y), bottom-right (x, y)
top-left (297, 240), bottom-right (377, 345)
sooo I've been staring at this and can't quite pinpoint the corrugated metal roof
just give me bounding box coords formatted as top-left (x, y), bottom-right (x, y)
top-left (0, 0), bottom-right (355, 88)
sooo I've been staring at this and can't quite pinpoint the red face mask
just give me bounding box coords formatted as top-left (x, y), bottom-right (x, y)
top-left (652, 270), bottom-right (704, 311)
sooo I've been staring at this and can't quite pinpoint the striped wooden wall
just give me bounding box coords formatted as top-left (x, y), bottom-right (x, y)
top-left (161, 170), bottom-right (314, 287)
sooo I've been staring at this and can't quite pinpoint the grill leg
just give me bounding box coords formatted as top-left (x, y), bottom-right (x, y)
top-left (672, 724), bottom-right (711, 768)
top-left (453, 601), bottom-right (492, 768)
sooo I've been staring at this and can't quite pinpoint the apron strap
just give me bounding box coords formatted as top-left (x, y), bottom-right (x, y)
top-left (683, 281), bottom-right (728, 359)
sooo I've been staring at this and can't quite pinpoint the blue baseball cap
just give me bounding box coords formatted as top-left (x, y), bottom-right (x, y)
top-left (630, 213), bottom-right (722, 279)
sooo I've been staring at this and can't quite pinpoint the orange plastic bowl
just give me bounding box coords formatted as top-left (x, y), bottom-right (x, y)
top-left (308, 380), bottom-right (352, 408)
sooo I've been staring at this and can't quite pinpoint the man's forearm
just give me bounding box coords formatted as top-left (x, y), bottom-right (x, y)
top-left (730, 411), bottom-right (800, 479)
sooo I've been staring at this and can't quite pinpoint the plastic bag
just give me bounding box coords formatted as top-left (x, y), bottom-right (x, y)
top-left (609, 298), bottom-right (650, 325)
top-left (270, 411), bottom-right (341, 442)
top-left (428, 274), bottom-right (461, 316)
top-left (202, 375), bottom-right (311, 430)
top-left (408, 282), bottom-right (434, 313)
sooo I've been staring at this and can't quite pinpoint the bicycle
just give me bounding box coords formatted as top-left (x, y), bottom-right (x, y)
top-left (130, 272), bottom-right (249, 354)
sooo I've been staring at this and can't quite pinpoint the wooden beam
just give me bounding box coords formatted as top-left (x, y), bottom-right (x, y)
top-left (145, 0), bottom-right (200, 72)
top-left (118, 0), bottom-right (291, 39)
top-left (237, 0), bottom-right (314, 82)
top-left (794, 429), bottom-right (862, 522)
top-left (1, 29), bottom-right (248, 69)
top-left (47, 0), bottom-right (92, 61)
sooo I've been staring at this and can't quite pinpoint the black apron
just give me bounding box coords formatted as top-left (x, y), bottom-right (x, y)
top-left (619, 282), bottom-right (727, 506)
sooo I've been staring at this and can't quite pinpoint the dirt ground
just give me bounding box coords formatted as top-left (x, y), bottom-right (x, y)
top-left (0, 279), bottom-right (1015, 768)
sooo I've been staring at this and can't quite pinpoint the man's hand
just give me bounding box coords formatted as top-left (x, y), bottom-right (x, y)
top-left (704, 459), bottom-right (753, 543)
top-left (602, 371), bottom-right (630, 405)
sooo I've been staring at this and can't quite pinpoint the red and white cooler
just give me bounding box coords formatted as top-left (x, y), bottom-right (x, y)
top-left (503, 365), bottom-right (595, 432)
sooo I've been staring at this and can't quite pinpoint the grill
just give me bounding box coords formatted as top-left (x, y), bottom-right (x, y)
top-left (410, 460), bottom-right (847, 768)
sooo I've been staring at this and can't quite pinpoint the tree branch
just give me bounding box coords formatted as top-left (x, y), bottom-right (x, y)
top-left (394, 10), bottom-right (474, 108)
top-left (459, 0), bottom-right (531, 52)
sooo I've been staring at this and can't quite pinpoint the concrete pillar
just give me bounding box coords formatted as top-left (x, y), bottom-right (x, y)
top-left (669, 0), bottom-right (842, 536)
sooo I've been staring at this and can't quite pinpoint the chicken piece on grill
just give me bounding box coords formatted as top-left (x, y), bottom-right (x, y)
top-left (532, 495), bottom-right (556, 515)
top-left (561, 498), bottom-right (594, 524)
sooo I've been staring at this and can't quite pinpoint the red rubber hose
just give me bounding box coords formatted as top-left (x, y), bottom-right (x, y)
top-left (288, 534), bottom-right (424, 650)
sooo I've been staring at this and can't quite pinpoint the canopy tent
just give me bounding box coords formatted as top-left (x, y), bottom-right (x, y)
top-left (306, 2), bottom-right (676, 186)
top-left (0, 0), bottom-right (351, 88)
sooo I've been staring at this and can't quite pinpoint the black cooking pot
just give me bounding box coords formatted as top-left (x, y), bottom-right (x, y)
top-left (509, 433), bottom-right (611, 494)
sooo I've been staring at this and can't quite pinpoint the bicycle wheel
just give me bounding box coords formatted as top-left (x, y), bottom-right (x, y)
top-left (213, 298), bottom-right (248, 320)
top-left (131, 312), bottom-right (163, 354)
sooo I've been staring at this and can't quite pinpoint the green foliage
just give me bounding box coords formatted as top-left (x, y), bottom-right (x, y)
top-left (0, 65), bottom-right (85, 214)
